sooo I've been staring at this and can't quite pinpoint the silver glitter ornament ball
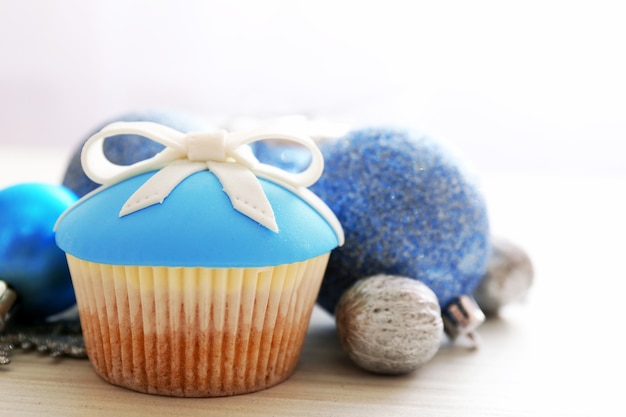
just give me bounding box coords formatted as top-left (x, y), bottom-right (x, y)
top-left (335, 275), bottom-right (443, 374)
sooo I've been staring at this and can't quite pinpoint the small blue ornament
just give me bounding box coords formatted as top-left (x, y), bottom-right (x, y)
top-left (62, 110), bottom-right (209, 197)
top-left (311, 128), bottom-right (490, 313)
top-left (0, 183), bottom-right (78, 321)
top-left (250, 140), bottom-right (313, 174)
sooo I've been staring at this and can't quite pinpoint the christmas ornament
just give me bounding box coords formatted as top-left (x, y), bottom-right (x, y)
top-left (473, 236), bottom-right (534, 315)
top-left (441, 295), bottom-right (485, 346)
top-left (62, 110), bottom-right (210, 197)
top-left (0, 319), bottom-right (85, 365)
top-left (311, 128), bottom-right (490, 326)
top-left (335, 275), bottom-right (443, 374)
top-left (0, 183), bottom-right (78, 322)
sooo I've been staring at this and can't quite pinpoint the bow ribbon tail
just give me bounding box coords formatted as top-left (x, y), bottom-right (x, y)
top-left (207, 161), bottom-right (279, 233)
top-left (119, 160), bottom-right (206, 217)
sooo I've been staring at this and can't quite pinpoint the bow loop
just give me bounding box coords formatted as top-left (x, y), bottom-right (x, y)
top-left (80, 121), bottom-right (325, 232)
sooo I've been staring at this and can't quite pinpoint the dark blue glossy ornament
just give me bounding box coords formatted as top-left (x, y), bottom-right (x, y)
top-left (0, 183), bottom-right (78, 321)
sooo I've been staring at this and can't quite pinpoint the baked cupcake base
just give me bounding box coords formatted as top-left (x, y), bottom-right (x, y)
top-left (67, 253), bottom-right (329, 397)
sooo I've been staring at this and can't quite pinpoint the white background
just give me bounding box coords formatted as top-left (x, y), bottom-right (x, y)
top-left (1, 0), bottom-right (625, 175)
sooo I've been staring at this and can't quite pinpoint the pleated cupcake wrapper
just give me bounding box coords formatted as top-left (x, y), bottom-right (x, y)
top-left (66, 253), bottom-right (329, 397)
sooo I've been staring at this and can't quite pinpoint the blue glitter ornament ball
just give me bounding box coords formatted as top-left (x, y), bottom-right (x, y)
top-left (311, 128), bottom-right (490, 313)
top-left (0, 183), bottom-right (78, 321)
top-left (62, 110), bottom-right (209, 197)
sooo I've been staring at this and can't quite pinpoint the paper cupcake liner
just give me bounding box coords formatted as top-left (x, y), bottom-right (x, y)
top-left (66, 253), bottom-right (330, 397)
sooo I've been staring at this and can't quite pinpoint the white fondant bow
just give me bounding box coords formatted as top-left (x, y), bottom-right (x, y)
top-left (81, 121), bottom-right (325, 233)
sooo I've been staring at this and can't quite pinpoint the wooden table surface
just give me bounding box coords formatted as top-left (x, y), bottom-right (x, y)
top-left (0, 146), bottom-right (622, 416)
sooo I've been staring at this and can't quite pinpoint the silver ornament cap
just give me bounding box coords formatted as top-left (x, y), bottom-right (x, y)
top-left (442, 295), bottom-right (485, 348)
top-left (0, 280), bottom-right (18, 332)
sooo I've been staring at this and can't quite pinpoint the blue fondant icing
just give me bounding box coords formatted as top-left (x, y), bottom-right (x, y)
top-left (55, 171), bottom-right (339, 267)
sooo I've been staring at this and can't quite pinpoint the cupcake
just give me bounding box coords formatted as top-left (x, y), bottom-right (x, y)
top-left (55, 121), bottom-right (343, 397)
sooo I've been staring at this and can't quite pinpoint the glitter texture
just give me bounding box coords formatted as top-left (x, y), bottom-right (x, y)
top-left (310, 128), bottom-right (490, 313)
top-left (62, 110), bottom-right (209, 197)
